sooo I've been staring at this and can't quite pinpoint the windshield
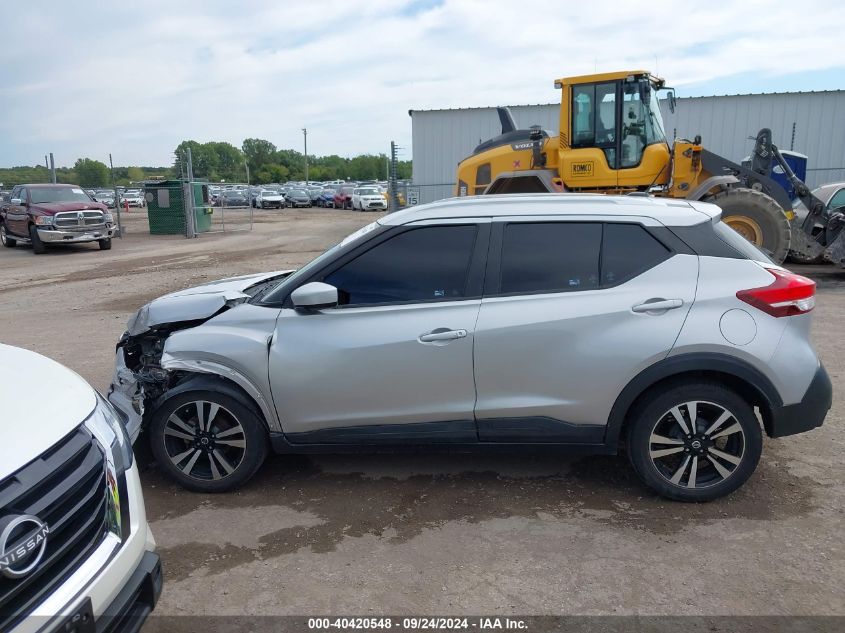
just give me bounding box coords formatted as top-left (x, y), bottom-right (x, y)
top-left (291, 189), bottom-right (307, 196)
top-left (258, 221), bottom-right (383, 306)
top-left (618, 80), bottom-right (668, 168)
top-left (358, 188), bottom-right (378, 196)
top-left (30, 187), bottom-right (93, 203)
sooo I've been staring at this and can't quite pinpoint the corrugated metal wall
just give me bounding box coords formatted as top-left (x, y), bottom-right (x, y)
top-left (410, 91), bottom-right (845, 203)
top-left (661, 91), bottom-right (845, 188)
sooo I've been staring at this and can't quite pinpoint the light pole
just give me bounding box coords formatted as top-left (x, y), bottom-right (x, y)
top-left (302, 127), bottom-right (308, 184)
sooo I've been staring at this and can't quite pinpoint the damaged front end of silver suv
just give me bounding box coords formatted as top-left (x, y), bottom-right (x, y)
top-left (108, 271), bottom-right (292, 442)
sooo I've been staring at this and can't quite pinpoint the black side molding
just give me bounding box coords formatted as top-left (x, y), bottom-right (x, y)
top-left (285, 420), bottom-right (478, 445)
top-left (476, 417), bottom-right (605, 443)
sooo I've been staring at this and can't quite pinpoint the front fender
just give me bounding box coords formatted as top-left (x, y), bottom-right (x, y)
top-left (688, 175), bottom-right (739, 201)
top-left (159, 303), bottom-right (282, 431)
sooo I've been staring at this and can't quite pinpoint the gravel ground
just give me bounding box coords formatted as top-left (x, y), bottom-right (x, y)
top-left (1, 209), bottom-right (842, 617)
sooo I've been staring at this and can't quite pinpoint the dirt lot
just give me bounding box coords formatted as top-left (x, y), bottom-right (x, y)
top-left (1, 209), bottom-right (843, 617)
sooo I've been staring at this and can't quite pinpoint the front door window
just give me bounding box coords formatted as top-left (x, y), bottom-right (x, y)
top-left (323, 225), bottom-right (478, 306)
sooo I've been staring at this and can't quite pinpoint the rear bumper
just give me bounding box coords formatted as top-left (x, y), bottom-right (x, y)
top-left (769, 364), bottom-right (832, 437)
top-left (38, 226), bottom-right (115, 243)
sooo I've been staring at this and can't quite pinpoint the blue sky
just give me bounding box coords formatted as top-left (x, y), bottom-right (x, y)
top-left (0, 0), bottom-right (842, 168)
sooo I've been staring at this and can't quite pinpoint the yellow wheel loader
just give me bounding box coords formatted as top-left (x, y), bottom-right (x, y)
top-left (455, 70), bottom-right (835, 264)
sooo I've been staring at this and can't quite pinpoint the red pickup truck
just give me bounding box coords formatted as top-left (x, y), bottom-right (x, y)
top-left (0, 183), bottom-right (116, 254)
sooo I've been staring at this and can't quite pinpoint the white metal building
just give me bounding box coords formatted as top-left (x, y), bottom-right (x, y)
top-left (409, 90), bottom-right (845, 204)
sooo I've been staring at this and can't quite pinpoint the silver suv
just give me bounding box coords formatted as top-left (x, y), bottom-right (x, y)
top-left (108, 194), bottom-right (831, 502)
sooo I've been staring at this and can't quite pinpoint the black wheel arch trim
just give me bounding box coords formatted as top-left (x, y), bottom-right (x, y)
top-left (147, 374), bottom-right (268, 432)
top-left (605, 352), bottom-right (783, 450)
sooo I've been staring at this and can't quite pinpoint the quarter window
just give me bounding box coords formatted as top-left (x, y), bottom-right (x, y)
top-left (601, 223), bottom-right (671, 284)
top-left (500, 223), bottom-right (602, 294)
top-left (324, 225), bottom-right (478, 306)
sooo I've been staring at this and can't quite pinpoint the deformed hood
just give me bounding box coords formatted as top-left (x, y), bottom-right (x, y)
top-left (126, 270), bottom-right (292, 335)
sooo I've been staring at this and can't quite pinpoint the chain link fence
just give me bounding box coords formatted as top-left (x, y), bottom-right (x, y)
top-left (201, 183), bottom-right (254, 234)
top-left (142, 180), bottom-right (254, 237)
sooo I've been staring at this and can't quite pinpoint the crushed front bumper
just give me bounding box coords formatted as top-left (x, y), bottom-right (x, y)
top-left (38, 226), bottom-right (116, 243)
top-left (108, 348), bottom-right (145, 443)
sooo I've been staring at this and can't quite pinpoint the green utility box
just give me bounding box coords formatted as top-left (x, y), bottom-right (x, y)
top-left (144, 181), bottom-right (212, 235)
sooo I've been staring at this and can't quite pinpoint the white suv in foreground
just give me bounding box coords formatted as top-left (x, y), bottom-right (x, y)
top-left (0, 344), bottom-right (161, 632)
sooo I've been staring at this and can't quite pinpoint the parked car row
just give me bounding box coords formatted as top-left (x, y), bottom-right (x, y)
top-left (85, 188), bottom-right (146, 208)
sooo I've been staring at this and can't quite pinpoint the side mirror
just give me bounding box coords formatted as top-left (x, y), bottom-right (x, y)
top-left (291, 282), bottom-right (338, 311)
top-left (10, 198), bottom-right (22, 205)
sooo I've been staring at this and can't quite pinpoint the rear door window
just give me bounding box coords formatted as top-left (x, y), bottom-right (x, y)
top-left (500, 222), bottom-right (602, 294)
top-left (497, 221), bottom-right (676, 295)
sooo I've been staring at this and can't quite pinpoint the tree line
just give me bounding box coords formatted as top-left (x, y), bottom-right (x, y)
top-left (174, 138), bottom-right (412, 184)
top-left (1, 140), bottom-right (412, 189)
top-left (0, 160), bottom-right (170, 189)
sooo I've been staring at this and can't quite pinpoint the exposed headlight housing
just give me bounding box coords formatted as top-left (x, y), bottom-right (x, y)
top-left (86, 393), bottom-right (134, 476)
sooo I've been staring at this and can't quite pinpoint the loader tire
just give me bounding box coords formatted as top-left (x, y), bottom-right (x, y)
top-left (704, 188), bottom-right (791, 263)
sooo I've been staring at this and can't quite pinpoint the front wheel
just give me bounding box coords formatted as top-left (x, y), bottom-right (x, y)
top-left (29, 225), bottom-right (46, 254)
top-left (149, 389), bottom-right (269, 492)
top-left (626, 382), bottom-right (762, 502)
top-left (0, 223), bottom-right (16, 247)
top-left (99, 238), bottom-right (112, 250)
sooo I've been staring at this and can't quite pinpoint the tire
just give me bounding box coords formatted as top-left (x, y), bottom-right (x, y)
top-left (149, 389), bottom-right (269, 492)
top-left (705, 188), bottom-right (791, 264)
top-left (29, 225), bottom-right (46, 254)
top-left (626, 381), bottom-right (763, 502)
top-left (99, 238), bottom-right (112, 250)
top-left (0, 223), bottom-right (16, 247)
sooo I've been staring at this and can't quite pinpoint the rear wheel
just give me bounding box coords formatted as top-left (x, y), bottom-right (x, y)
top-left (626, 382), bottom-right (763, 502)
top-left (29, 225), bottom-right (46, 254)
top-left (0, 223), bottom-right (16, 247)
top-left (705, 188), bottom-right (791, 263)
top-left (150, 389), bottom-right (268, 492)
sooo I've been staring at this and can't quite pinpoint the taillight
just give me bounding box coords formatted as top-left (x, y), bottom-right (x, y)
top-left (736, 268), bottom-right (816, 317)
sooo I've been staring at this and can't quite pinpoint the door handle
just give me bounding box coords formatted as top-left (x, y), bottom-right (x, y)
top-left (419, 329), bottom-right (467, 343)
top-left (632, 298), bottom-right (683, 313)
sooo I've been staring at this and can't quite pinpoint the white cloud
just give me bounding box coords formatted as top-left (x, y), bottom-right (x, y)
top-left (1, 0), bottom-right (842, 167)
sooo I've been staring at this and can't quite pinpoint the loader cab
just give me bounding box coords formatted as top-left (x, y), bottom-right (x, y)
top-left (558, 71), bottom-right (671, 190)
